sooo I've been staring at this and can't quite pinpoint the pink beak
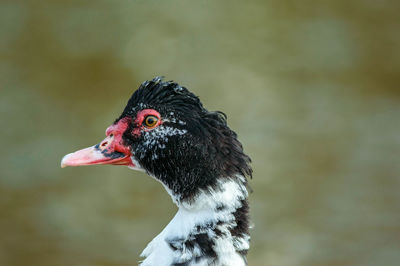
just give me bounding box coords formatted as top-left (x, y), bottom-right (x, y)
top-left (61, 118), bottom-right (134, 168)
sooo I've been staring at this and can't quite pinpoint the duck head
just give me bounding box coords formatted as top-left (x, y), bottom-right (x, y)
top-left (61, 77), bottom-right (252, 202)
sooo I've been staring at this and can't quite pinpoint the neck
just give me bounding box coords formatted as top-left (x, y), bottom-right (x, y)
top-left (140, 176), bottom-right (250, 266)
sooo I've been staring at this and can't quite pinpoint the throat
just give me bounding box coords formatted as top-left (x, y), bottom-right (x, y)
top-left (140, 177), bottom-right (250, 266)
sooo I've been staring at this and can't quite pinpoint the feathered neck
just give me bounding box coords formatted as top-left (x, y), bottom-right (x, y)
top-left (140, 176), bottom-right (250, 266)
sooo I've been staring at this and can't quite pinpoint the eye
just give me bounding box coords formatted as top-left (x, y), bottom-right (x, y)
top-left (143, 115), bottom-right (159, 128)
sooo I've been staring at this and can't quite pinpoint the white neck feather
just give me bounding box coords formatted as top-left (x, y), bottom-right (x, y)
top-left (140, 177), bottom-right (249, 266)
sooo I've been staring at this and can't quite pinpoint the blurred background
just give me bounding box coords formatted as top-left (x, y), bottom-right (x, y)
top-left (1, 0), bottom-right (399, 265)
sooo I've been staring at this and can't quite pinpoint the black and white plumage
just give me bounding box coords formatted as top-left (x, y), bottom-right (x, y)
top-left (61, 77), bottom-right (253, 266)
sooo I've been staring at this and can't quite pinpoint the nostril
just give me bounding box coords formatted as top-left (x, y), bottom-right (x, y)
top-left (101, 141), bottom-right (108, 147)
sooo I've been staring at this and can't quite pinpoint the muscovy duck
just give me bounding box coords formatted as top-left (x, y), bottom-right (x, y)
top-left (61, 77), bottom-right (252, 266)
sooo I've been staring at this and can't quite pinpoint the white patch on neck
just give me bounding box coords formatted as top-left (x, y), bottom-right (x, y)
top-left (139, 177), bottom-right (249, 266)
top-left (127, 156), bottom-right (145, 172)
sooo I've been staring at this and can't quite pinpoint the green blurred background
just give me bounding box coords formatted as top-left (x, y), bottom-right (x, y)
top-left (1, 0), bottom-right (399, 265)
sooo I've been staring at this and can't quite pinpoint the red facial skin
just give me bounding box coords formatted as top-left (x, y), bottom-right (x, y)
top-left (132, 109), bottom-right (162, 137)
top-left (61, 110), bottom-right (162, 168)
top-left (104, 117), bottom-right (132, 156)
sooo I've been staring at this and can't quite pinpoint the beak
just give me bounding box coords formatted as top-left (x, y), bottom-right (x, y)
top-left (61, 119), bottom-right (134, 168)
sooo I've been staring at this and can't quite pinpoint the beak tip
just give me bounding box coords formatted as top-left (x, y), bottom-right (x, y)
top-left (60, 153), bottom-right (72, 168)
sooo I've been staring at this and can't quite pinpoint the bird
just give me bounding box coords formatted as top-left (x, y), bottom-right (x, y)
top-left (61, 77), bottom-right (252, 266)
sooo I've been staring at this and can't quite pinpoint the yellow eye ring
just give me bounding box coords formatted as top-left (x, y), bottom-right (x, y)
top-left (143, 115), bottom-right (159, 128)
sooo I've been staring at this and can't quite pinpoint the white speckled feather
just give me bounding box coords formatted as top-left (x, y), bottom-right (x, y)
top-left (139, 178), bottom-right (248, 266)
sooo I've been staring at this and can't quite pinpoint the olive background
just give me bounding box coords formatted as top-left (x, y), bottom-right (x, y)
top-left (1, 1), bottom-right (399, 265)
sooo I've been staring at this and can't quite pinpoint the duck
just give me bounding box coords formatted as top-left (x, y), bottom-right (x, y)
top-left (61, 77), bottom-right (253, 266)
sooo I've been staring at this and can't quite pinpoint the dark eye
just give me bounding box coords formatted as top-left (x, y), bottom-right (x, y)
top-left (143, 115), bottom-right (159, 128)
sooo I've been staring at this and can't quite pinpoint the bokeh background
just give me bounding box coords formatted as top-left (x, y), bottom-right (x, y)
top-left (1, 0), bottom-right (399, 265)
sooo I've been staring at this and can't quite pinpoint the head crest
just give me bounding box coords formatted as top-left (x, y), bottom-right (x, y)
top-left (119, 77), bottom-right (203, 118)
